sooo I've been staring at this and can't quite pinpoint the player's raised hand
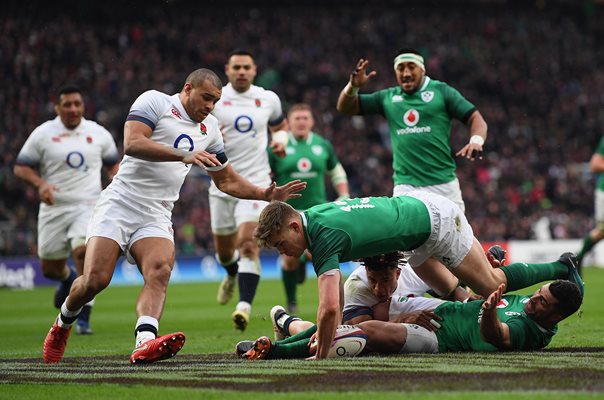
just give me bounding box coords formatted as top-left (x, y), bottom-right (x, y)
top-left (183, 150), bottom-right (221, 169)
top-left (455, 142), bottom-right (483, 161)
top-left (38, 182), bottom-right (58, 205)
top-left (263, 180), bottom-right (306, 201)
top-left (482, 283), bottom-right (505, 311)
top-left (350, 58), bottom-right (377, 87)
top-left (269, 140), bottom-right (287, 158)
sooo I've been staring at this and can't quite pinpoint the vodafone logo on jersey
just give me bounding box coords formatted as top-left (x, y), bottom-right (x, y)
top-left (403, 109), bottom-right (420, 127)
top-left (297, 157), bottom-right (312, 172)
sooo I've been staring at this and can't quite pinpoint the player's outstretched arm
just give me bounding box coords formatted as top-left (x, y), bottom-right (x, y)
top-left (479, 283), bottom-right (511, 349)
top-left (209, 165), bottom-right (305, 201)
top-left (315, 271), bottom-right (341, 359)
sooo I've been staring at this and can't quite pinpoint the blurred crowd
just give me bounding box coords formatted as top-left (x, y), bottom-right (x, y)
top-left (1, 0), bottom-right (602, 256)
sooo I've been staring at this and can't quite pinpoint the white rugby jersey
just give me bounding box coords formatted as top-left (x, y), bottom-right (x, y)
top-left (209, 83), bottom-right (284, 197)
top-left (110, 90), bottom-right (227, 215)
top-left (343, 263), bottom-right (431, 321)
top-left (16, 116), bottom-right (119, 205)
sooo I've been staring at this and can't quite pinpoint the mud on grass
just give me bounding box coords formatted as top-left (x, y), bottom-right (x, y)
top-left (1, 349), bottom-right (604, 393)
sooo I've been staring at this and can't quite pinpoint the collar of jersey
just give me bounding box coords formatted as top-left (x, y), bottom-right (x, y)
top-left (399, 76), bottom-right (431, 97)
top-left (299, 211), bottom-right (312, 246)
top-left (289, 132), bottom-right (314, 145)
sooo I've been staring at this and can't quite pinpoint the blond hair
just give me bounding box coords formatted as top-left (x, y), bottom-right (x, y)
top-left (254, 201), bottom-right (298, 248)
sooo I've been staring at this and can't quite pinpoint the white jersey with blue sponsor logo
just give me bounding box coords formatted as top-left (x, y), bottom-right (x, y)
top-left (343, 263), bottom-right (433, 320)
top-left (15, 116), bottom-right (119, 205)
top-left (209, 83), bottom-right (283, 197)
top-left (109, 90), bottom-right (227, 216)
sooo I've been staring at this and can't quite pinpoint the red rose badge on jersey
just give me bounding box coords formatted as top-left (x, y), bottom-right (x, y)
top-left (199, 123), bottom-right (207, 135)
top-left (255, 99), bottom-right (262, 107)
top-left (86, 136), bottom-right (93, 143)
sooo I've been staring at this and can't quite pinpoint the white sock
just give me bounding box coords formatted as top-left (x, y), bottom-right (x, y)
top-left (236, 301), bottom-right (251, 314)
top-left (135, 316), bottom-right (159, 348)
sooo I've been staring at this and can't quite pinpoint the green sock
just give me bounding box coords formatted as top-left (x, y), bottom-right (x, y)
top-left (501, 261), bottom-right (568, 292)
top-left (271, 338), bottom-right (313, 359)
top-left (577, 234), bottom-right (594, 262)
top-left (277, 325), bottom-right (317, 344)
top-left (282, 269), bottom-right (298, 304)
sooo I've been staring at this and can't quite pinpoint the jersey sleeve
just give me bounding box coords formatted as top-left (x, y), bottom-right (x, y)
top-left (266, 91), bottom-right (285, 126)
top-left (343, 271), bottom-right (377, 322)
top-left (203, 117), bottom-right (229, 172)
top-left (15, 127), bottom-right (43, 167)
top-left (506, 316), bottom-right (553, 351)
top-left (596, 136), bottom-right (604, 157)
top-left (441, 83), bottom-right (476, 123)
top-left (126, 90), bottom-right (167, 129)
top-left (310, 226), bottom-right (351, 276)
top-left (324, 140), bottom-right (340, 171)
top-left (358, 90), bottom-right (386, 116)
top-left (98, 127), bottom-right (120, 165)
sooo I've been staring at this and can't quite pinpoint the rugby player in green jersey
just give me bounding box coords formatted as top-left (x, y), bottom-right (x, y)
top-left (253, 193), bottom-right (584, 359)
top-left (268, 104), bottom-right (350, 313)
top-left (576, 136), bottom-right (604, 274)
top-left (239, 278), bottom-right (582, 359)
top-left (336, 48), bottom-right (488, 212)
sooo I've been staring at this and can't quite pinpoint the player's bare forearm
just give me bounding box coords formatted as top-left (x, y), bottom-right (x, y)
top-left (336, 89), bottom-right (360, 115)
top-left (590, 154), bottom-right (604, 173)
top-left (210, 166), bottom-right (266, 200)
top-left (123, 121), bottom-right (186, 162)
top-left (480, 283), bottom-right (511, 349)
top-left (315, 271), bottom-right (342, 359)
top-left (13, 164), bottom-right (44, 188)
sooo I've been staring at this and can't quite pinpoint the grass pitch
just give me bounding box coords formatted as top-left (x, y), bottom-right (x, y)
top-left (1, 267), bottom-right (603, 399)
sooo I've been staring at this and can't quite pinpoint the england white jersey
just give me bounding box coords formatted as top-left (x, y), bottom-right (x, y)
top-left (343, 263), bottom-right (432, 322)
top-left (108, 90), bottom-right (227, 216)
top-left (209, 83), bottom-right (284, 197)
top-left (16, 116), bottom-right (119, 205)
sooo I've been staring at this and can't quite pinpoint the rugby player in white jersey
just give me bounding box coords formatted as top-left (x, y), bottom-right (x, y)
top-left (42, 69), bottom-right (305, 364)
top-left (14, 84), bottom-right (119, 336)
top-left (210, 49), bottom-right (290, 331)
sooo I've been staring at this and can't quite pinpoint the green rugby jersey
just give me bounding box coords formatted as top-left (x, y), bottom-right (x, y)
top-left (269, 132), bottom-right (340, 210)
top-left (596, 137), bottom-right (604, 191)
top-left (434, 294), bottom-right (557, 352)
top-left (302, 196), bottom-right (431, 275)
top-left (359, 77), bottom-right (475, 186)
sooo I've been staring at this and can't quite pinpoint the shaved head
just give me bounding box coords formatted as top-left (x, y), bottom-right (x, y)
top-left (185, 68), bottom-right (222, 89)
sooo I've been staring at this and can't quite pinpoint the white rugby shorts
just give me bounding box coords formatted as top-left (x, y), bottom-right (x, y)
top-left (38, 200), bottom-right (96, 259)
top-left (402, 191), bottom-right (473, 270)
top-left (209, 193), bottom-right (268, 235)
top-left (393, 177), bottom-right (465, 213)
top-left (86, 190), bottom-right (174, 263)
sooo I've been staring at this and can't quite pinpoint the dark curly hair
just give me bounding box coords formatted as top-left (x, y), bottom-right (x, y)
top-left (549, 280), bottom-right (583, 318)
top-left (357, 251), bottom-right (407, 271)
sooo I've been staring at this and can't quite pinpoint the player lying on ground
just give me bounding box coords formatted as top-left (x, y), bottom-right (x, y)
top-left (254, 193), bottom-right (586, 358)
top-left (238, 277), bottom-right (583, 359)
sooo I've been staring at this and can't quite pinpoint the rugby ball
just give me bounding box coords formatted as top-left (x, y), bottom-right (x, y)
top-left (327, 325), bottom-right (368, 358)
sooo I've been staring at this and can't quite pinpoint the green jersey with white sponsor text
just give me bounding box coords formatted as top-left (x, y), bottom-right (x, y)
top-left (434, 294), bottom-right (557, 352)
top-left (595, 136), bottom-right (604, 191)
top-left (269, 132), bottom-right (340, 210)
top-left (302, 196), bottom-right (431, 276)
top-left (359, 77), bottom-right (476, 186)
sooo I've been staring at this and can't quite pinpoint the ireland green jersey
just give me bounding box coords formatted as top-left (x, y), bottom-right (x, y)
top-left (269, 132), bottom-right (340, 210)
top-left (596, 137), bottom-right (604, 191)
top-left (434, 295), bottom-right (557, 352)
top-left (359, 77), bottom-right (476, 186)
top-left (302, 196), bottom-right (431, 275)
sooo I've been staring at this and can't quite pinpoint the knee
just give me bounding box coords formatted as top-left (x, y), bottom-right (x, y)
top-left (144, 260), bottom-right (173, 286)
top-left (40, 260), bottom-right (65, 280)
top-left (81, 272), bottom-right (111, 295)
top-left (239, 238), bottom-right (258, 258)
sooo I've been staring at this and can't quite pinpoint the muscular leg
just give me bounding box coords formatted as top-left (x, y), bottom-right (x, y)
top-left (214, 232), bottom-right (239, 275)
top-left (40, 258), bottom-right (71, 280)
top-left (130, 237), bottom-right (175, 320)
top-left (413, 258), bottom-right (462, 298)
top-left (236, 222), bottom-right (261, 312)
top-left (71, 245), bottom-right (94, 333)
top-left (281, 255), bottom-right (302, 312)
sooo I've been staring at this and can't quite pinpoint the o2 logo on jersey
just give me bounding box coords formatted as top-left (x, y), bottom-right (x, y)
top-left (403, 109), bottom-right (420, 127)
top-left (174, 134), bottom-right (194, 151)
top-left (66, 151), bottom-right (87, 171)
top-left (234, 115), bottom-right (254, 134)
top-left (297, 157), bottom-right (312, 172)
